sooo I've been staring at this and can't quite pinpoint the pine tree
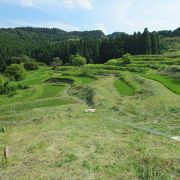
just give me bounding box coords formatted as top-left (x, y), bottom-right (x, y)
top-left (142, 28), bottom-right (152, 54)
top-left (151, 32), bottom-right (158, 54)
top-left (156, 34), bottom-right (161, 54)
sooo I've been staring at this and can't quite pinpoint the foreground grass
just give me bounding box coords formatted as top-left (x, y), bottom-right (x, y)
top-left (0, 103), bottom-right (179, 179)
top-left (142, 74), bottom-right (180, 94)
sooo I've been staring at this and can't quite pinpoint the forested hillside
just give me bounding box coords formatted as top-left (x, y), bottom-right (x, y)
top-left (0, 27), bottom-right (162, 71)
top-left (159, 27), bottom-right (180, 37)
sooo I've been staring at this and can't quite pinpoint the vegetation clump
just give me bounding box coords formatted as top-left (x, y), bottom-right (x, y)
top-left (24, 60), bottom-right (39, 71)
top-left (0, 79), bottom-right (17, 94)
top-left (71, 54), bottom-right (87, 67)
top-left (68, 85), bottom-right (94, 106)
top-left (6, 63), bottom-right (26, 81)
top-left (51, 57), bottom-right (63, 70)
top-left (122, 53), bottom-right (132, 64)
top-left (0, 125), bottom-right (6, 133)
top-left (160, 65), bottom-right (180, 78)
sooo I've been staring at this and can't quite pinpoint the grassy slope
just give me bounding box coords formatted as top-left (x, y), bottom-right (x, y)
top-left (142, 74), bottom-right (180, 94)
top-left (0, 61), bottom-right (180, 179)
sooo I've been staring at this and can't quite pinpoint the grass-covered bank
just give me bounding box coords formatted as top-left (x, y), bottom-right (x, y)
top-left (142, 74), bottom-right (180, 94)
top-left (114, 79), bottom-right (134, 96)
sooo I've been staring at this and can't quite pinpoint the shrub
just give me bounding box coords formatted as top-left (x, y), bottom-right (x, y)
top-left (51, 57), bottom-right (63, 70)
top-left (24, 60), bottom-right (39, 71)
top-left (122, 53), bottom-right (132, 64)
top-left (9, 56), bottom-right (21, 64)
top-left (78, 69), bottom-right (89, 77)
top-left (68, 85), bottom-right (94, 107)
top-left (0, 125), bottom-right (6, 133)
top-left (20, 54), bottom-right (30, 63)
top-left (71, 54), bottom-right (87, 67)
top-left (0, 79), bottom-right (18, 94)
top-left (6, 64), bottom-right (26, 81)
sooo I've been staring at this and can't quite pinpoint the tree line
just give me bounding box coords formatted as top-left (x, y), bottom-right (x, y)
top-left (0, 27), bottom-right (161, 72)
top-left (99, 28), bottom-right (161, 63)
top-left (158, 27), bottom-right (180, 37)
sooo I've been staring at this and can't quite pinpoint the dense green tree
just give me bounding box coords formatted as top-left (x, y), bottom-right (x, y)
top-left (158, 27), bottom-right (180, 37)
top-left (156, 34), bottom-right (161, 54)
top-left (142, 28), bottom-right (152, 54)
top-left (0, 79), bottom-right (17, 94)
top-left (71, 54), bottom-right (87, 66)
top-left (24, 60), bottom-right (39, 71)
top-left (20, 55), bottom-right (30, 63)
top-left (151, 32), bottom-right (158, 54)
top-left (6, 64), bottom-right (26, 81)
top-left (0, 54), bottom-right (6, 72)
top-left (0, 27), bottom-right (163, 69)
top-left (122, 53), bottom-right (132, 64)
top-left (136, 32), bottom-right (143, 54)
top-left (51, 57), bottom-right (63, 70)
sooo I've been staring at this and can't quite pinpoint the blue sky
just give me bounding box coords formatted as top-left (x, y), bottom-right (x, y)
top-left (0, 0), bottom-right (180, 34)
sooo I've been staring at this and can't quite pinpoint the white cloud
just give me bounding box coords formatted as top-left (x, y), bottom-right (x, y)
top-left (21, 0), bottom-right (34, 7)
top-left (82, 23), bottom-right (108, 34)
top-left (21, 0), bottom-right (33, 7)
top-left (125, 20), bottom-right (134, 27)
top-left (0, 0), bottom-right (93, 9)
top-left (93, 23), bottom-right (108, 34)
top-left (61, 0), bottom-right (93, 9)
top-left (92, 0), bottom-right (136, 33)
top-left (124, 0), bottom-right (180, 33)
top-left (0, 0), bottom-right (34, 7)
top-left (106, 0), bottom-right (135, 22)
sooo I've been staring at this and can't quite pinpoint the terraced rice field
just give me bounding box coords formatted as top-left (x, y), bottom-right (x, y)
top-left (142, 74), bottom-right (180, 94)
top-left (0, 55), bottom-right (180, 179)
top-left (114, 79), bottom-right (134, 96)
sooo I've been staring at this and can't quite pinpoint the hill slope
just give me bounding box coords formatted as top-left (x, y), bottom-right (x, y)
top-left (0, 57), bottom-right (180, 179)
